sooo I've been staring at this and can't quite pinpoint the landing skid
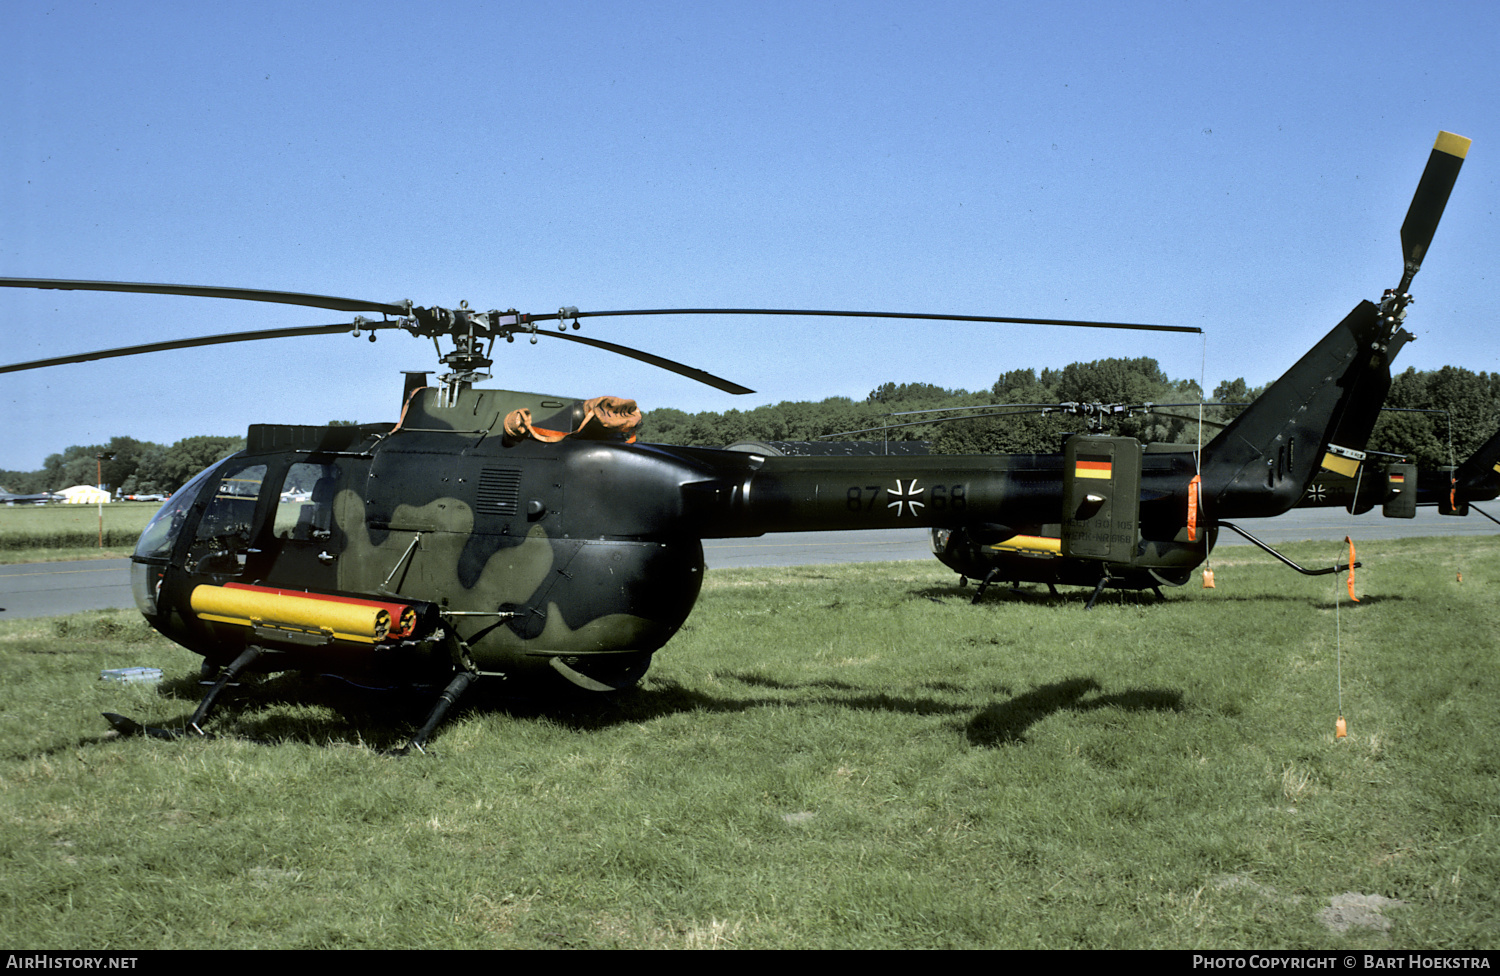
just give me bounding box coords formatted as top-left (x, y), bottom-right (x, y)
top-left (971, 568), bottom-right (1000, 603)
top-left (103, 644), bottom-right (268, 741)
top-left (102, 644), bottom-right (480, 756)
top-left (102, 711), bottom-right (200, 740)
top-left (968, 571), bottom-right (1062, 604)
top-left (1083, 578), bottom-right (1164, 610)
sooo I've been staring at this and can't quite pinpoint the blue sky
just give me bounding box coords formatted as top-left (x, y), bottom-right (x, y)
top-left (4, 0), bottom-right (1496, 471)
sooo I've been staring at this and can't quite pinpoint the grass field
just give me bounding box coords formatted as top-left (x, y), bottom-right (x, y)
top-left (0, 537), bottom-right (1496, 949)
top-left (0, 501), bottom-right (160, 561)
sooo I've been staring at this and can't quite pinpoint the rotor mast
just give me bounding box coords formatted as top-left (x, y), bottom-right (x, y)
top-left (370, 302), bottom-right (585, 403)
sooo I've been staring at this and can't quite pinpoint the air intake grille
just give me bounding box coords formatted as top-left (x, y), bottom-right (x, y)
top-left (477, 467), bottom-right (522, 516)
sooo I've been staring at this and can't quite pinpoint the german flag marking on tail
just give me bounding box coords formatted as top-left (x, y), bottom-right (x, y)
top-left (1075, 454), bottom-right (1112, 480)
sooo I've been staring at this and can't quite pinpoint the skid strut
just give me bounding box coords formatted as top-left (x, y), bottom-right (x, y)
top-left (392, 670), bottom-right (479, 756)
top-left (972, 568), bottom-right (1000, 604)
top-left (186, 645), bottom-right (266, 735)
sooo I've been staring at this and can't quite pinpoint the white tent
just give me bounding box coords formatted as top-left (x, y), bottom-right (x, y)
top-left (58, 485), bottom-right (110, 504)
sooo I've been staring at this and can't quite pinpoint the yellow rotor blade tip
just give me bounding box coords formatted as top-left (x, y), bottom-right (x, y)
top-left (1435, 131), bottom-right (1472, 159)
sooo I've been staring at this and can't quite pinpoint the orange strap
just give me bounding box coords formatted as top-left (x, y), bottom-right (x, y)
top-left (505, 396), bottom-right (642, 444)
top-left (1187, 475), bottom-right (1201, 541)
top-left (1345, 536), bottom-right (1359, 602)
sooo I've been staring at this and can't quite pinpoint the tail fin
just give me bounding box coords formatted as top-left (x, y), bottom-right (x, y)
top-left (1453, 425), bottom-right (1500, 501)
top-left (1199, 302), bottom-right (1405, 518)
top-left (1199, 130), bottom-right (1469, 520)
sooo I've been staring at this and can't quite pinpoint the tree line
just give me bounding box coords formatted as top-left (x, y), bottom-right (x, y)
top-left (642, 359), bottom-right (1500, 469)
top-left (642, 356), bottom-right (1237, 453)
top-left (1367, 366), bottom-right (1500, 471)
top-left (4, 362), bottom-right (1495, 495)
top-left (0, 435), bottom-right (245, 497)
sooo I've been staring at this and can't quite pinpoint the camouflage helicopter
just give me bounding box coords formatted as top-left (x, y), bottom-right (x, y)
top-left (0, 131), bottom-right (1469, 752)
top-left (0, 290), bottom-right (1198, 750)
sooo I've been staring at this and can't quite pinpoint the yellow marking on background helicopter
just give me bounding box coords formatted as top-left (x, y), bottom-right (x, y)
top-left (987, 535), bottom-right (1062, 556)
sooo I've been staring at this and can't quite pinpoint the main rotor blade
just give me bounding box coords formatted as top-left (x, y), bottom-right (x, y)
top-left (567, 308), bottom-right (1200, 334)
top-left (0, 278), bottom-right (408, 316)
top-left (535, 329), bottom-right (754, 394)
top-left (892, 401), bottom-right (1228, 418)
top-left (891, 403), bottom-right (1070, 417)
top-left (0, 318), bottom-right (755, 395)
top-left (0, 323), bottom-right (358, 374)
top-left (0, 284), bottom-right (1195, 334)
top-left (822, 408), bottom-right (1073, 439)
top-left (0, 282), bottom-right (1185, 391)
top-left (1399, 131), bottom-right (1471, 292)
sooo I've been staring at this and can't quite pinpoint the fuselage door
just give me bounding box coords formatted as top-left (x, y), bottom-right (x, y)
top-left (1061, 435), bottom-right (1142, 564)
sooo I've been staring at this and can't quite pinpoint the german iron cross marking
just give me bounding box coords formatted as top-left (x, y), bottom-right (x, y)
top-left (887, 478), bottom-right (925, 517)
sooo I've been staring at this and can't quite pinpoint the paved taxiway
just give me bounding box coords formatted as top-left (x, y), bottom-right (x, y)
top-left (1, 506), bottom-right (1494, 620)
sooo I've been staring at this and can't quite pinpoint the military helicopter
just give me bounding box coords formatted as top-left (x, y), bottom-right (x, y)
top-left (0, 293), bottom-right (1195, 749)
top-left (910, 132), bottom-right (1470, 602)
top-left (1295, 419), bottom-right (1500, 523)
top-left (0, 131), bottom-right (1469, 752)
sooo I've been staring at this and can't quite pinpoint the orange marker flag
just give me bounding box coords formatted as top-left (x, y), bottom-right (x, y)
top-left (1187, 475), bottom-right (1201, 541)
top-left (1345, 536), bottom-right (1359, 602)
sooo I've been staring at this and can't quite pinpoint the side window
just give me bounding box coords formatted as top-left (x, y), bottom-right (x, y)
top-left (273, 463), bottom-right (340, 541)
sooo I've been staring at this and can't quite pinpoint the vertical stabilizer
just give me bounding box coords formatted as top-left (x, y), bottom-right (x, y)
top-left (1199, 130), bottom-right (1468, 520)
top-left (1452, 425), bottom-right (1500, 501)
top-left (1200, 302), bottom-right (1402, 518)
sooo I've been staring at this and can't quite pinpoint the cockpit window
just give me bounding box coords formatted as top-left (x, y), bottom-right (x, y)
top-left (194, 466), bottom-right (267, 546)
top-left (180, 464), bottom-right (268, 577)
top-left (273, 462), bottom-right (340, 540)
top-left (133, 462), bottom-right (222, 560)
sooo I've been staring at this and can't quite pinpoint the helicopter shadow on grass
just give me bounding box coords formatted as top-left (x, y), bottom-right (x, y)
top-left (724, 672), bottom-right (979, 719)
top-left (965, 677), bottom-right (1184, 747)
top-left (11, 672), bottom-right (421, 759)
top-left (916, 581), bottom-right (1408, 612)
top-left (132, 662), bottom-right (1188, 749)
top-left (914, 583), bottom-right (1174, 610)
top-left (124, 670), bottom-right (449, 751)
top-left (1192, 591), bottom-right (1406, 609)
top-left (648, 670), bottom-right (1186, 751)
top-left (127, 667), bottom-right (809, 747)
top-left (69, 667), bottom-right (1193, 754)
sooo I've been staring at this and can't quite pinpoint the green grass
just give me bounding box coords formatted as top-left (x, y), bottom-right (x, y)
top-left (0, 502), bottom-right (159, 560)
top-left (1, 537), bottom-right (1496, 948)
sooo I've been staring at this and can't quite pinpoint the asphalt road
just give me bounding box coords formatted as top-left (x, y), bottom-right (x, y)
top-left (2, 506), bottom-right (1494, 620)
top-left (0, 558), bottom-right (135, 620)
top-left (706, 505), bottom-right (1500, 567)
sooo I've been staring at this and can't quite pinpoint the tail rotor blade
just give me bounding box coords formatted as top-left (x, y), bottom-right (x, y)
top-left (1399, 131), bottom-right (1471, 292)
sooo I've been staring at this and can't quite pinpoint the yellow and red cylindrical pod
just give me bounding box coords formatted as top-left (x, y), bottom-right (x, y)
top-left (224, 583), bottom-right (419, 638)
top-left (192, 585), bottom-right (394, 644)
